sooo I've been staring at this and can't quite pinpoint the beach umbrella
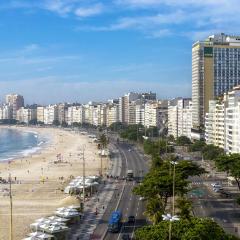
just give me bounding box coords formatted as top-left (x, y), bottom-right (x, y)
top-left (47, 225), bottom-right (61, 233)
top-left (37, 233), bottom-right (54, 239)
top-left (28, 232), bottom-right (41, 237)
top-left (35, 218), bottom-right (46, 223)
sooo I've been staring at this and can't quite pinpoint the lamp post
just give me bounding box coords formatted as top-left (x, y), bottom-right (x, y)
top-left (170, 161), bottom-right (178, 215)
top-left (162, 213), bottom-right (180, 240)
top-left (9, 173), bottom-right (13, 240)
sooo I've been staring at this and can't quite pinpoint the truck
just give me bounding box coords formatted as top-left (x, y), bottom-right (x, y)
top-left (126, 170), bottom-right (134, 181)
top-left (108, 210), bottom-right (122, 233)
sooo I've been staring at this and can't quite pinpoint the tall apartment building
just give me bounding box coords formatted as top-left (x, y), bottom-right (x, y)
top-left (16, 107), bottom-right (37, 124)
top-left (44, 105), bottom-right (58, 125)
top-left (205, 86), bottom-right (240, 153)
top-left (192, 33), bottom-right (240, 138)
top-left (5, 94), bottom-right (24, 119)
top-left (135, 103), bottom-right (145, 126)
top-left (205, 100), bottom-right (225, 149)
top-left (106, 104), bottom-right (119, 127)
top-left (0, 104), bottom-right (12, 120)
top-left (67, 106), bottom-right (84, 125)
top-left (119, 92), bottom-right (141, 124)
top-left (168, 98), bottom-right (192, 139)
top-left (37, 106), bottom-right (44, 123)
top-left (144, 101), bottom-right (165, 129)
top-left (57, 103), bottom-right (68, 124)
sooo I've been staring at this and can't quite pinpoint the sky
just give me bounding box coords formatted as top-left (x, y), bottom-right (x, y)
top-left (0, 0), bottom-right (239, 104)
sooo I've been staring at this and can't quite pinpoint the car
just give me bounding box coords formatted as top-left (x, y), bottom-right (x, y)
top-left (139, 197), bottom-right (145, 201)
top-left (211, 182), bottom-right (222, 188)
top-left (220, 191), bottom-right (231, 198)
top-left (122, 234), bottom-right (130, 240)
top-left (128, 215), bottom-right (135, 223)
top-left (213, 187), bottom-right (223, 192)
top-left (128, 149), bottom-right (132, 152)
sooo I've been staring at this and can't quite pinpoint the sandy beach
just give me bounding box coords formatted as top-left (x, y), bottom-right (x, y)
top-left (0, 126), bottom-right (107, 240)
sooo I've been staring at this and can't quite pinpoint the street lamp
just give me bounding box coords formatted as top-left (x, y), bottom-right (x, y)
top-left (170, 161), bottom-right (178, 215)
top-left (162, 213), bottom-right (180, 240)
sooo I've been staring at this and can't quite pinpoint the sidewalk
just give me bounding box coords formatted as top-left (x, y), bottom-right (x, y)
top-left (68, 143), bottom-right (122, 240)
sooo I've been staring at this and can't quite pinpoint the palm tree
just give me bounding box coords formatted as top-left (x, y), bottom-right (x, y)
top-left (99, 134), bottom-right (108, 149)
top-left (144, 198), bottom-right (164, 225)
top-left (176, 197), bottom-right (192, 219)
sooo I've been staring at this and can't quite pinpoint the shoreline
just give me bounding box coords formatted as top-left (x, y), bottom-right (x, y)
top-left (0, 126), bottom-right (108, 240)
top-left (0, 125), bottom-right (52, 163)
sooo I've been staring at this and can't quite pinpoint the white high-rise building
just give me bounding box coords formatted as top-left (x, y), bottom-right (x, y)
top-left (37, 106), bottom-right (44, 123)
top-left (106, 104), bottom-right (119, 127)
top-left (0, 104), bottom-right (12, 120)
top-left (67, 106), bottom-right (84, 125)
top-left (16, 107), bottom-right (37, 124)
top-left (44, 105), bottom-right (58, 125)
top-left (136, 104), bottom-right (145, 126)
top-left (205, 100), bottom-right (225, 149)
top-left (168, 98), bottom-right (192, 139)
top-left (205, 86), bottom-right (240, 153)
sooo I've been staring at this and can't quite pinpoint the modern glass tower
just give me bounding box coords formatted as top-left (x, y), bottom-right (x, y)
top-left (191, 33), bottom-right (240, 138)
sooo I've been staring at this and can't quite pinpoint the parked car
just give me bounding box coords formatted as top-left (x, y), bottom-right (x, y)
top-left (220, 191), bottom-right (231, 198)
top-left (213, 187), bottom-right (223, 192)
top-left (211, 182), bottom-right (222, 188)
top-left (128, 215), bottom-right (135, 223)
top-left (122, 234), bottom-right (130, 240)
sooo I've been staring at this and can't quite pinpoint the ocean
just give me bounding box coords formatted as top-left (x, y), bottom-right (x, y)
top-left (0, 128), bottom-right (47, 162)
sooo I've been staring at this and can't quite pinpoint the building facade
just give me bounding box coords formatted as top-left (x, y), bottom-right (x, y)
top-left (192, 33), bottom-right (240, 137)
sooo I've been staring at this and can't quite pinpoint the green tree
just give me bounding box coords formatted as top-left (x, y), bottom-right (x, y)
top-left (145, 198), bottom-right (165, 225)
top-left (99, 133), bottom-right (108, 149)
top-left (176, 197), bottom-right (192, 219)
top-left (135, 217), bottom-right (239, 240)
top-left (176, 136), bottom-right (192, 146)
top-left (189, 140), bottom-right (206, 152)
top-left (28, 119), bottom-right (38, 125)
top-left (52, 120), bottom-right (60, 126)
top-left (215, 154), bottom-right (240, 190)
top-left (133, 159), bottom-right (206, 224)
top-left (202, 144), bottom-right (224, 160)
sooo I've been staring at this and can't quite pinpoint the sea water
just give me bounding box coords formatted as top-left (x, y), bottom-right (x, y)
top-left (0, 128), bottom-right (48, 162)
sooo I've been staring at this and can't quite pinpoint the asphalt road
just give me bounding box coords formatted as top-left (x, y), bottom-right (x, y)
top-left (93, 140), bottom-right (149, 240)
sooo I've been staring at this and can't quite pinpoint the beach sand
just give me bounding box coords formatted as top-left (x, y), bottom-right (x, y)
top-left (0, 126), bottom-right (108, 240)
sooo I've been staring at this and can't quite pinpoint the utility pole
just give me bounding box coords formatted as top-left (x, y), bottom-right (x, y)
top-left (100, 145), bottom-right (103, 176)
top-left (82, 146), bottom-right (86, 209)
top-left (9, 173), bottom-right (13, 240)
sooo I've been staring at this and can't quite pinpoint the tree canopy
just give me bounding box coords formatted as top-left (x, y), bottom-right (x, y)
top-left (133, 159), bottom-right (206, 224)
top-left (176, 136), bottom-right (192, 146)
top-left (135, 217), bottom-right (239, 240)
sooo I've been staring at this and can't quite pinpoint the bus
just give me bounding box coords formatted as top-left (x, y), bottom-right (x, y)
top-left (108, 210), bottom-right (122, 233)
top-left (126, 170), bottom-right (134, 181)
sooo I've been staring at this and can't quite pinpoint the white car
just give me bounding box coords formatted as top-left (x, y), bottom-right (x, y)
top-left (213, 187), bottom-right (223, 193)
top-left (211, 183), bottom-right (222, 188)
top-left (128, 149), bottom-right (132, 152)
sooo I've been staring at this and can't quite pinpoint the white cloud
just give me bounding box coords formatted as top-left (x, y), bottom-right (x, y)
top-left (75, 3), bottom-right (103, 17)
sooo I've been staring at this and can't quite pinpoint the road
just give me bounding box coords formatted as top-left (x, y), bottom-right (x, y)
top-left (92, 140), bottom-right (149, 240)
